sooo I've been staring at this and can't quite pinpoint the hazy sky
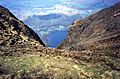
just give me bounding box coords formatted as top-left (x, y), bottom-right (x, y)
top-left (0, 0), bottom-right (120, 20)
top-left (1, 0), bottom-right (120, 8)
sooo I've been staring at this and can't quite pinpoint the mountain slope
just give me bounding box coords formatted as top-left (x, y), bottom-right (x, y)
top-left (0, 5), bottom-right (45, 46)
top-left (0, 4), bottom-right (120, 79)
top-left (58, 2), bottom-right (120, 51)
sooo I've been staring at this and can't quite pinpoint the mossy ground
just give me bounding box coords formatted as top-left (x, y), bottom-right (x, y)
top-left (0, 54), bottom-right (119, 79)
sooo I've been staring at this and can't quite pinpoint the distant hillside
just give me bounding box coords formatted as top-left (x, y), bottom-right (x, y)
top-left (58, 2), bottom-right (120, 51)
top-left (34, 14), bottom-right (62, 20)
top-left (0, 5), bottom-right (45, 46)
top-left (24, 13), bottom-right (82, 47)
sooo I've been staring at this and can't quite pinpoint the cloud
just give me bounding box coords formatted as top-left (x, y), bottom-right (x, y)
top-left (60, 0), bottom-right (120, 5)
top-left (39, 31), bottom-right (49, 36)
top-left (37, 25), bottom-right (66, 36)
top-left (59, 0), bottom-right (120, 9)
top-left (3, 0), bottom-right (120, 20)
top-left (11, 3), bottom-right (97, 20)
top-left (11, 4), bottom-right (82, 20)
top-left (50, 4), bottom-right (80, 15)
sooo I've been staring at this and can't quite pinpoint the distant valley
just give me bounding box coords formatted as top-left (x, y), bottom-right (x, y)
top-left (24, 13), bottom-right (82, 47)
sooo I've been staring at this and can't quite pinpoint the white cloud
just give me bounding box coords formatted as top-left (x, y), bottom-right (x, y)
top-left (10, 0), bottom-right (120, 21)
top-left (59, 0), bottom-right (102, 5)
top-left (33, 4), bottom-right (82, 16)
top-left (11, 4), bottom-right (81, 20)
top-left (59, 0), bottom-right (118, 5)
top-left (39, 31), bottom-right (49, 36)
top-left (38, 25), bottom-right (66, 36)
top-left (52, 4), bottom-right (80, 15)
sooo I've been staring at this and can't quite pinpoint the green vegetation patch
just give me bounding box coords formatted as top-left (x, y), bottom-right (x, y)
top-left (0, 55), bottom-right (119, 79)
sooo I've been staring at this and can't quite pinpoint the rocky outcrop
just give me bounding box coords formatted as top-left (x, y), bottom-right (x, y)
top-left (58, 2), bottom-right (120, 51)
top-left (0, 5), bottom-right (45, 46)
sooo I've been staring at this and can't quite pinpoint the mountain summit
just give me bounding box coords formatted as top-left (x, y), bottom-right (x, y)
top-left (58, 2), bottom-right (120, 51)
top-left (0, 5), bottom-right (45, 46)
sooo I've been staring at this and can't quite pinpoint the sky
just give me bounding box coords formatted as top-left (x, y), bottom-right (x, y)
top-left (0, 0), bottom-right (120, 20)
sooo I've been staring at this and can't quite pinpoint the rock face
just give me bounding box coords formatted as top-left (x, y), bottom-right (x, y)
top-left (0, 5), bottom-right (45, 46)
top-left (58, 3), bottom-right (120, 51)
